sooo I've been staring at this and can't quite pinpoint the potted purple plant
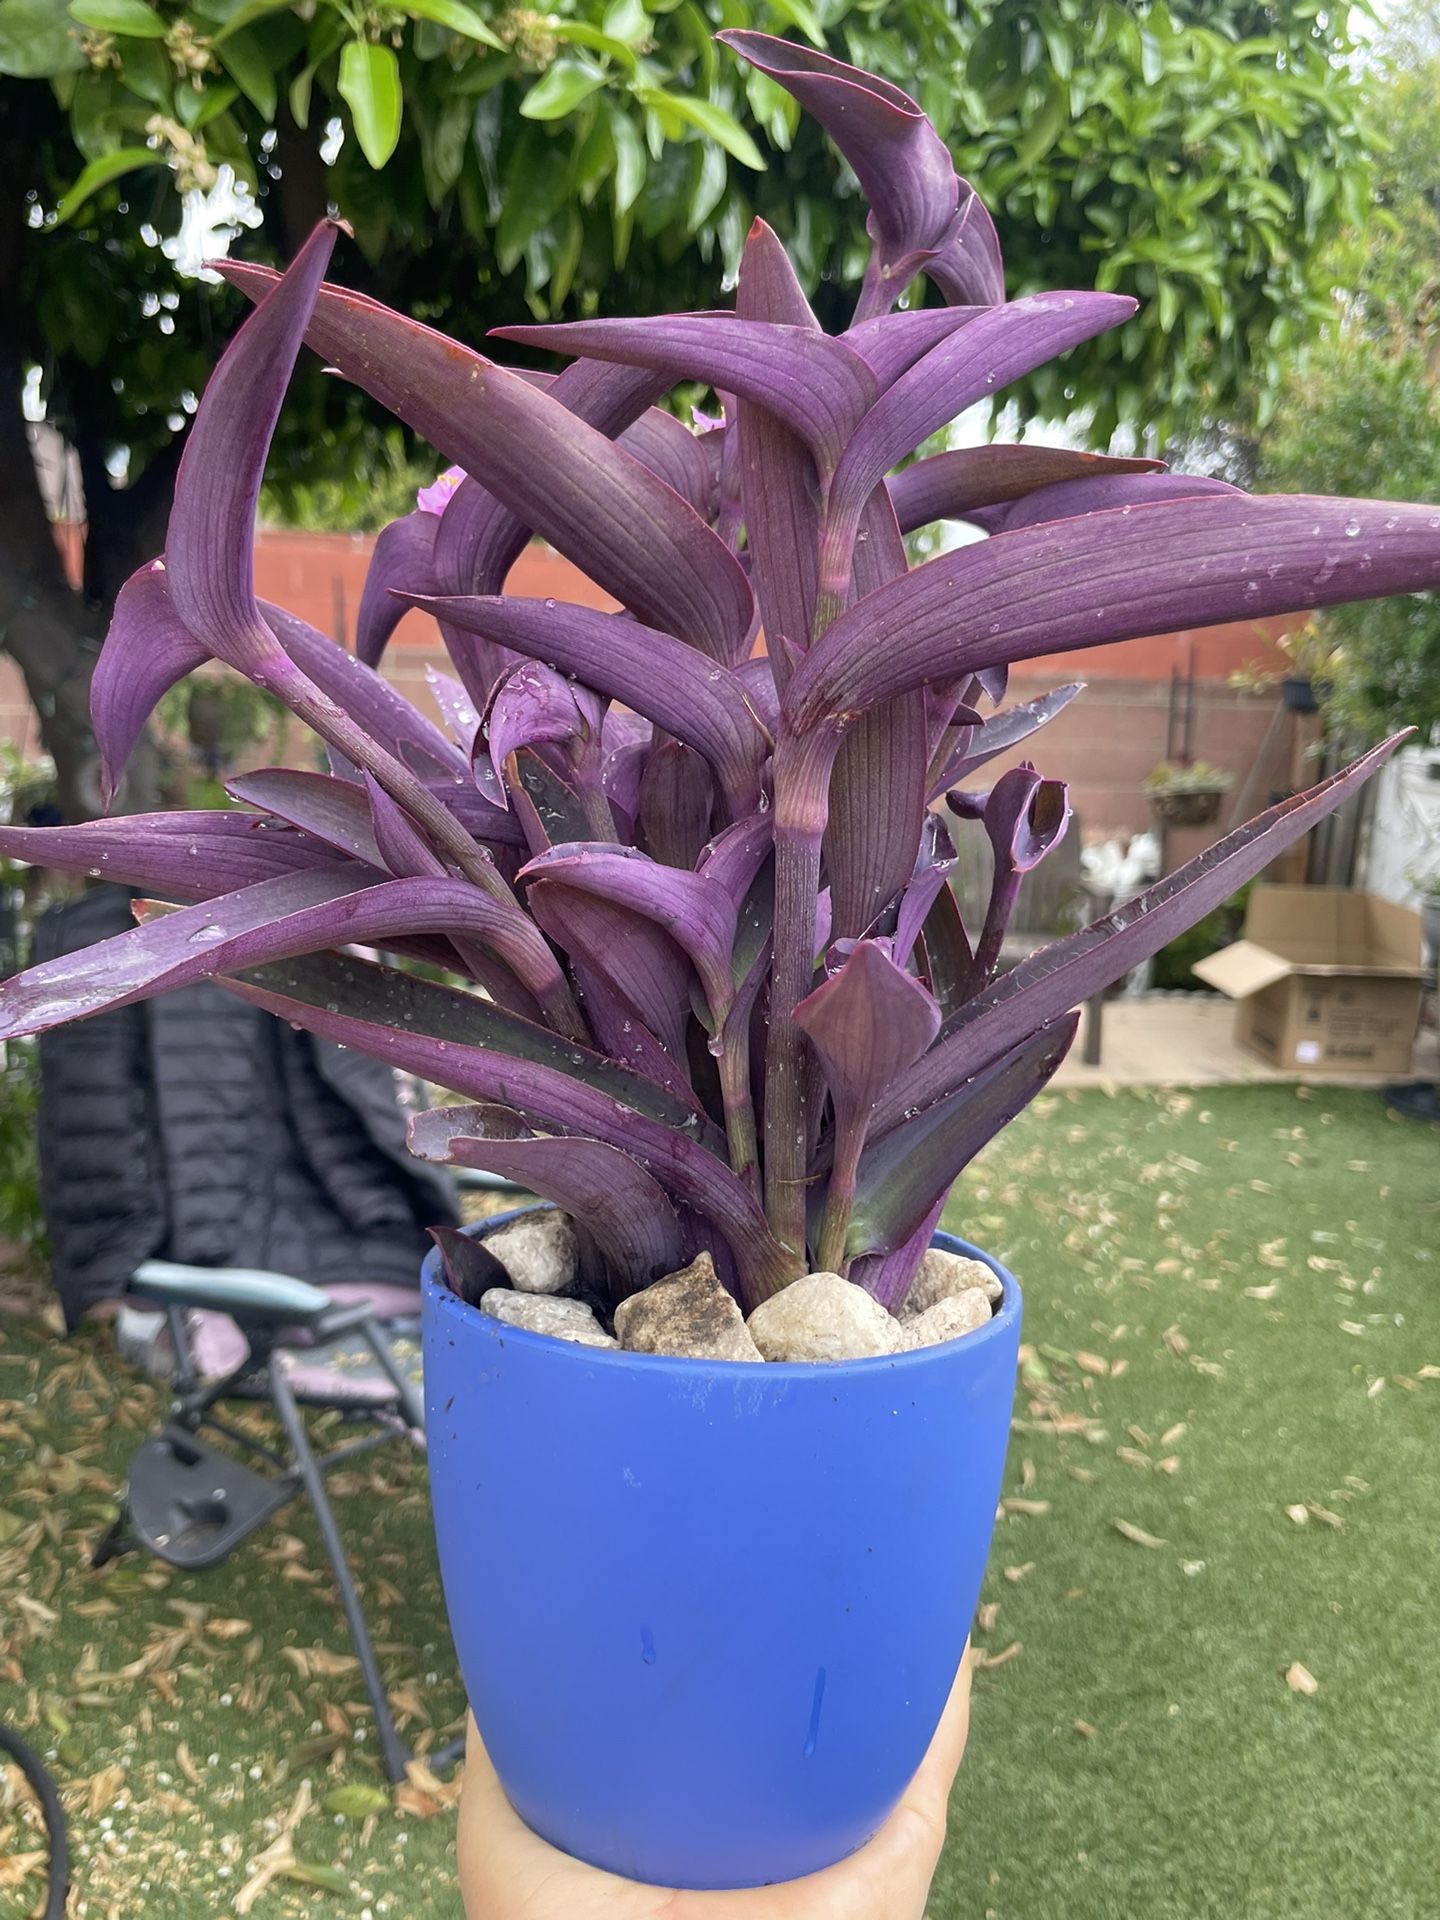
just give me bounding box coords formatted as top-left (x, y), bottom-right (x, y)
top-left (4, 29), bottom-right (1440, 1893)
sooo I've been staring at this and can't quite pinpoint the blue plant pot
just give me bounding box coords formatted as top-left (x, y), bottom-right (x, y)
top-left (421, 1221), bottom-right (1021, 1890)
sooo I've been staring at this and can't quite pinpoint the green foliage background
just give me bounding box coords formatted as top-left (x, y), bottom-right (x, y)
top-left (1261, 3), bottom-right (1440, 743)
top-left (2, 0), bottom-right (1377, 515)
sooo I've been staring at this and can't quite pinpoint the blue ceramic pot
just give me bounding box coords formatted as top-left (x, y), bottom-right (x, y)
top-left (421, 1220), bottom-right (1021, 1890)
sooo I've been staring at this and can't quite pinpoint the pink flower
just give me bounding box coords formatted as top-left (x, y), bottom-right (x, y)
top-left (416, 466), bottom-right (466, 516)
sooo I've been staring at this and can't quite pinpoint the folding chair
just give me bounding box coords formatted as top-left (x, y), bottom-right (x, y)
top-left (92, 1259), bottom-right (447, 1783)
top-left (90, 1168), bottom-right (523, 1780)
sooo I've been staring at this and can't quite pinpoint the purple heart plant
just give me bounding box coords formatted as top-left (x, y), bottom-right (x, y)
top-left (4, 31), bottom-right (1439, 1318)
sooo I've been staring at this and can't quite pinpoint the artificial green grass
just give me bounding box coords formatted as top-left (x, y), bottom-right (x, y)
top-left (0, 1084), bottom-right (1436, 1918)
top-left (938, 1084), bottom-right (1440, 1920)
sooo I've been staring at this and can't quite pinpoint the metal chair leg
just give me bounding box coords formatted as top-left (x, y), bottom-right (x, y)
top-left (267, 1365), bottom-right (411, 1785)
top-left (1082, 992), bottom-right (1104, 1067)
top-left (356, 1315), bottom-right (425, 1435)
top-left (91, 1506), bottom-right (137, 1569)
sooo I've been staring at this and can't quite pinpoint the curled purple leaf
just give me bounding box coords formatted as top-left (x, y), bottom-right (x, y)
top-left (412, 1108), bottom-right (686, 1297)
top-left (90, 561), bottom-right (209, 808)
top-left (887, 444), bottom-right (1165, 536)
top-left (356, 512), bottom-right (437, 668)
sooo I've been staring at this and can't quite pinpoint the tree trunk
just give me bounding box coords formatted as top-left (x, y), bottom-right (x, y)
top-left (0, 83), bottom-right (163, 822)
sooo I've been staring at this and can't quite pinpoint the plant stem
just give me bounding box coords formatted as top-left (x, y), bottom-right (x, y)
top-left (717, 1027), bottom-right (761, 1200)
top-left (814, 1122), bottom-right (862, 1274)
top-left (973, 871), bottom-right (1021, 984)
top-left (765, 727), bottom-right (841, 1259)
top-left (851, 255), bottom-right (896, 328)
top-left (813, 509), bottom-right (859, 640)
top-left (269, 662), bottom-right (506, 900)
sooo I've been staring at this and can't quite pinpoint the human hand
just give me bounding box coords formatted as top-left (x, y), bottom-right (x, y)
top-left (456, 1645), bottom-right (971, 1920)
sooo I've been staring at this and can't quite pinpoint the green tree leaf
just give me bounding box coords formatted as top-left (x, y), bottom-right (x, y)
top-left (68, 0), bottom-right (165, 35)
top-left (638, 88), bottom-right (764, 170)
top-left (52, 143), bottom-right (164, 222)
top-left (762, 0), bottom-right (825, 49)
top-left (338, 39), bottom-right (402, 168)
top-left (209, 0), bottom-right (293, 44)
top-left (398, 0), bottom-right (504, 49)
top-left (520, 59), bottom-right (607, 122)
top-left (218, 25), bottom-right (276, 119)
top-left (607, 99), bottom-right (646, 216)
top-left (0, 0), bottom-right (85, 75)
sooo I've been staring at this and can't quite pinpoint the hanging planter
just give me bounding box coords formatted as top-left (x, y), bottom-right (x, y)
top-left (1145, 762), bottom-right (1236, 828)
top-left (1282, 675), bottom-right (1318, 713)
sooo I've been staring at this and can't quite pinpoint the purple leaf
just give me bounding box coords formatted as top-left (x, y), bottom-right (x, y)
top-left (364, 773), bottom-right (448, 879)
top-left (90, 561), bottom-right (208, 807)
top-left (230, 764), bottom-right (526, 869)
top-left (227, 768), bottom-right (384, 867)
top-left (520, 843), bottom-right (737, 1023)
top-left (571, 961), bottom-right (704, 1108)
top-left (893, 843), bottom-right (957, 966)
top-left (929, 683), bottom-right (1084, 797)
top-left (241, 947), bottom-right (710, 1136)
top-left (0, 811), bottom-right (344, 899)
top-left (788, 495), bottom-right (1440, 731)
top-left (167, 222), bottom-right (337, 681)
top-left (847, 1015), bottom-right (1077, 1258)
top-left (962, 765), bottom-right (1071, 979)
top-left (822, 294), bottom-right (1136, 600)
top-left (873, 735), bottom-right (1410, 1135)
top-left (923, 182), bottom-right (1006, 309)
top-left (220, 953), bottom-right (797, 1307)
top-left (849, 1194), bottom-right (947, 1313)
top-left (795, 939), bottom-right (940, 1133)
top-left (697, 812), bottom-right (774, 909)
top-left (795, 938), bottom-right (942, 1269)
top-left (887, 444), bottom-right (1165, 535)
top-left (979, 765), bottom-right (1072, 875)
top-left (424, 665), bottom-right (483, 757)
top-left (734, 219), bottom-right (823, 686)
top-left (843, 307), bottom-right (985, 387)
top-left (494, 313), bottom-right (877, 478)
top-left (528, 880), bottom-right (692, 1061)
top-left (427, 1223), bottom-right (510, 1307)
top-left (506, 750), bottom-right (597, 857)
top-left (419, 780), bottom-right (528, 849)
top-left (404, 595), bottom-right (767, 816)
top-left (486, 661), bottom-right (593, 797)
top-left (0, 867), bottom-right (585, 1043)
top-left (263, 603), bottom-right (468, 779)
top-left (823, 489), bottom-right (924, 938)
top-left (411, 1107), bottom-right (686, 1294)
top-left (0, 867), bottom-right (360, 1038)
top-left (218, 262), bottom-right (754, 664)
top-left (356, 512), bottom-right (437, 668)
top-left (425, 360), bottom-right (670, 706)
top-left (917, 877), bottom-right (975, 1016)
top-left (716, 31), bottom-right (991, 311)
top-left (967, 470), bottom-right (1239, 536)
top-left (733, 657), bottom-right (780, 734)
top-left (617, 406), bottom-right (717, 518)
top-left (638, 742), bottom-right (715, 871)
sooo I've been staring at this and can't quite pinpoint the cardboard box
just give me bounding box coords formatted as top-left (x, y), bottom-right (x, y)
top-left (1193, 886), bottom-right (1426, 1075)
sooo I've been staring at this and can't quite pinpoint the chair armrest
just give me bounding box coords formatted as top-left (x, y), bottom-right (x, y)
top-left (128, 1260), bottom-right (332, 1325)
